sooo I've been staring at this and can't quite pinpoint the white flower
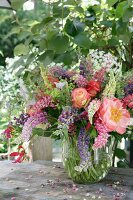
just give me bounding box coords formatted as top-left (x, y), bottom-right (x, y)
top-left (55, 81), bottom-right (66, 89)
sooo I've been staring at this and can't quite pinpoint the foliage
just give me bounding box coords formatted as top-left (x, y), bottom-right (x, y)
top-left (6, 0), bottom-right (133, 71)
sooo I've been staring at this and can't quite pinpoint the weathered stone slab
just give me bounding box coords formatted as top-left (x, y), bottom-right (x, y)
top-left (0, 161), bottom-right (132, 200)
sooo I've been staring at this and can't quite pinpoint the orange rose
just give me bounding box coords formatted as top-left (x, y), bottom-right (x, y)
top-left (71, 88), bottom-right (91, 108)
top-left (86, 80), bottom-right (101, 97)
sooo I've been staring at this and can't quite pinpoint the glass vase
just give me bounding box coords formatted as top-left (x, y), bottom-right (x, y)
top-left (62, 139), bottom-right (113, 184)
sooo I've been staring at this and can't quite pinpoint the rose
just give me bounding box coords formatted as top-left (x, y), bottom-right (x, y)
top-left (71, 88), bottom-right (91, 108)
top-left (86, 80), bottom-right (101, 97)
top-left (98, 98), bottom-right (130, 134)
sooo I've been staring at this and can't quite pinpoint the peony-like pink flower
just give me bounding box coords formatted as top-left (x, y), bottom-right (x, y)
top-left (98, 98), bottom-right (130, 134)
top-left (71, 88), bottom-right (91, 108)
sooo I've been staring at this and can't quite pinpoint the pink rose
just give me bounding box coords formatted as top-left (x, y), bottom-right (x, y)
top-left (98, 98), bottom-right (130, 134)
top-left (71, 88), bottom-right (91, 108)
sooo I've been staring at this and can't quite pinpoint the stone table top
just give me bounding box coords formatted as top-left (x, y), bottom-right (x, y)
top-left (0, 160), bottom-right (133, 200)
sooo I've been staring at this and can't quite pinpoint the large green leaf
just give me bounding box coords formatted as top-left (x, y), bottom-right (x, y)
top-left (115, 1), bottom-right (128, 18)
top-left (74, 32), bottom-right (91, 48)
top-left (54, 52), bottom-right (73, 65)
top-left (65, 19), bottom-right (77, 37)
top-left (11, 0), bottom-right (25, 10)
top-left (65, 19), bottom-right (85, 37)
top-left (75, 6), bottom-right (84, 14)
top-left (108, 37), bottom-right (119, 46)
top-left (115, 148), bottom-right (126, 159)
top-left (39, 39), bottom-right (47, 51)
top-left (116, 19), bottom-right (127, 34)
top-left (107, 0), bottom-right (118, 7)
top-left (53, 5), bottom-right (70, 18)
top-left (14, 43), bottom-right (29, 56)
top-left (38, 50), bottom-right (54, 65)
top-left (48, 35), bottom-right (69, 53)
top-left (41, 17), bottom-right (54, 25)
top-left (31, 23), bottom-right (42, 34)
top-left (122, 8), bottom-right (133, 22)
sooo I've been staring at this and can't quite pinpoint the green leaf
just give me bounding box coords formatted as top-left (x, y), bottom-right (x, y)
top-left (74, 32), bottom-right (91, 48)
top-left (38, 50), bottom-right (54, 65)
top-left (117, 160), bottom-right (129, 168)
top-left (14, 43), bottom-right (29, 56)
top-left (41, 17), bottom-right (54, 25)
top-left (64, 0), bottom-right (78, 5)
top-left (108, 37), bottom-right (119, 46)
top-left (31, 23), bottom-right (42, 34)
top-left (107, 0), bottom-right (118, 7)
top-left (115, 148), bottom-right (126, 159)
top-left (25, 53), bottom-right (35, 66)
top-left (54, 52), bottom-right (73, 65)
top-left (90, 127), bottom-right (97, 138)
top-left (119, 33), bottom-right (131, 43)
top-left (0, 51), bottom-right (4, 57)
top-left (46, 30), bottom-right (59, 40)
top-left (73, 20), bottom-right (85, 32)
top-left (48, 35), bottom-right (69, 53)
top-left (75, 6), bottom-right (84, 14)
top-left (53, 5), bottom-right (70, 18)
top-left (116, 19), bottom-right (127, 34)
top-left (39, 39), bottom-right (47, 51)
top-left (18, 31), bottom-right (31, 41)
top-left (122, 8), bottom-right (133, 22)
top-left (65, 19), bottom-right (77, 36)
top-left (65, 19), bottom-right (85, 37)
top-left (115, 1), bottom-right (128, 18)
top-left (100, 20), bottom-right (113, 27)
top-left (11, 0), bottom-right (25, 10)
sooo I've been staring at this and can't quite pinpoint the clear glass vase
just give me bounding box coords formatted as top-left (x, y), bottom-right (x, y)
top-left (62, 139), bottom-right (113, 184)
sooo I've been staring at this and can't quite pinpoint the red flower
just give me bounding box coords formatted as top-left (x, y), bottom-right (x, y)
top-left (10, 146), bottom-right (26, 163)
top-left (86, 122), bottom-right (91, 130)
top-left (3, 126), bottom-right (14, 139)
top-left (86, 80), bottom-right (101, 97)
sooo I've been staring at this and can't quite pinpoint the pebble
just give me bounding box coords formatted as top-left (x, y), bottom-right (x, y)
top-left (15, 187), bottom-right (20, 190)
top-left (86, 193), bottom-right (90, 197)
top-left (41, 184), bottom-right (45, 188)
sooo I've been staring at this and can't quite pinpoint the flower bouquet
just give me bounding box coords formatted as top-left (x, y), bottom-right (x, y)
top-left (3, 50), bottom-right (133, 183)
